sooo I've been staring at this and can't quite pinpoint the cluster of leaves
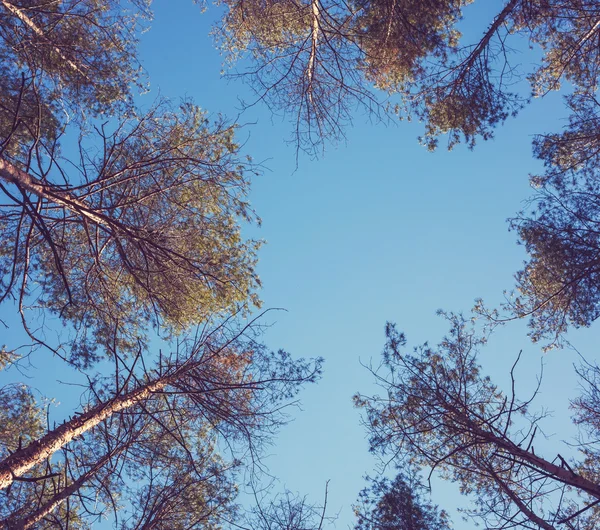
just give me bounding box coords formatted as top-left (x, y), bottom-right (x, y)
top-left (506, 92), bottom-right (600, 350)
top-left (0, 0), bottom-right (151, 152)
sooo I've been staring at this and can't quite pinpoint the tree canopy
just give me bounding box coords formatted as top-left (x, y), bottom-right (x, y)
top-left (354, 473), bottom-right (451, 530)
top-left (216, 0), bottom-right (599, 151)
top-left (4, 0), bottom-right (600, 529)
top-left (0, 0), bottom-right (318, 528)
top-left (0, 1), bottom-right (263, 367)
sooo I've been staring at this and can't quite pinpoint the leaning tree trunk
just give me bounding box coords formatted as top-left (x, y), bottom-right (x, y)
top-left (446, 401), bottom-right (600, 500)
top-left (0, 157), bottom-right (110, 227)
top-left (0, 376), bottom-right (170, 491)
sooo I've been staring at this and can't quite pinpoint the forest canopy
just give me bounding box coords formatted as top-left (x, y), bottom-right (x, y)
top-left (2, 1), bottom-right (600, 529)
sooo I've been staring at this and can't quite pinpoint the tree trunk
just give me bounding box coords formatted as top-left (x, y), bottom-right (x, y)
top-left (306, 0), bottom-right (320, 104)
top-left (451, 402), bottom-right (600, 500)
top-left (0, 377), bottom-right (169, 490)
top-left (0, 157), bottom-right (109, 227)
top-left (0, 1), bottom-right (87, 77)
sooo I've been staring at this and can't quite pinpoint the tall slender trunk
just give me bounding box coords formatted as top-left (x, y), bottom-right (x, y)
top-left (0, 376), bottom-right (170, 490)
top-left (306, 0), bottom-right (320, 105)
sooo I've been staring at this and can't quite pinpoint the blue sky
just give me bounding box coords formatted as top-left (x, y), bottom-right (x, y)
top-left (3, 1), bottom-right (598, 528)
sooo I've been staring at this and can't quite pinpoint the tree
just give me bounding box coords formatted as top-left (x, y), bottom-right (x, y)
top-left (0, 98), bottom-right (261, 367)
top-left (496, 92), bottom-right (600, 350)
top-left (216, 0), bottom-right (600, 153)
top-left (0, 322), bottom-right (322, 527)
top-left (355, 314), bottom-right (600, 530)
top-left (215, 0), bottom-right (379, 155)
top-left (0, 0), bottom-right (263, 368)
top-left (0, 380), bottom-right (94, 529)
top-left (354, 473), bottom-right (451, 530)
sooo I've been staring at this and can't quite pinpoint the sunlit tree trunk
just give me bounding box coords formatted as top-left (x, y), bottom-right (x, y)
top-left (0, 377), bottom-right (168, 491)
top-left (0, 157), bottom-right (109, 227)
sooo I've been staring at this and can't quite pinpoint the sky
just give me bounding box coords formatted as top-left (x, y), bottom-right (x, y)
top-left (3, 1), bottom-right (599, 528)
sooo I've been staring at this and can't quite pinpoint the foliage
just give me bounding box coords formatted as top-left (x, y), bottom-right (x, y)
top-left (354, 473), bottom-right (451, 530)
top-left (501, 93), bottom-right (600, 350)
top-left (215, 0), bottom-right (600, 153)
top-left (356, 314), bottom-right (600, 529)
top-left (0, 1), bottom-right (262, 367)
top-left (0, 0), bottom-right (151, 154)
top-left (0, 383), bottom-right (43, 458)
top-left (213, 0), bottom-right (600, 349)
top-left (0, 99), bottom-right (262, 367)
